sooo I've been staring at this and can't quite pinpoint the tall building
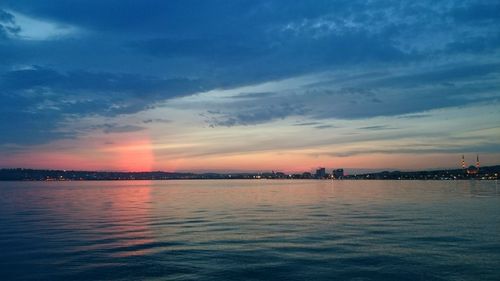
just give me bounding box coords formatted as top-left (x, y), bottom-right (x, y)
top-left (315, 168), bottom-right (326, 179)
top-left (333, 169), bottom-right (344, 179)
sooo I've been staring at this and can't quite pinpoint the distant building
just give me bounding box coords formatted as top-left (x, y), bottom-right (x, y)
top-left (302, 172), bottom-right (312, 179)
top-left (462, 154), bottom-right (480, 175)
top-left (275, 172), bottom-right (286, 178)
top-left (467, 165), bottom-right (479, 175)
top-left (333, 169), bottom-right (344, 179)
top-left (315, 167), bottom-right (326, 179)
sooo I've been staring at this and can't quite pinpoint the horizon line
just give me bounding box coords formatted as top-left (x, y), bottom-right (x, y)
top-left (2, 164), bottom-right (499, 175)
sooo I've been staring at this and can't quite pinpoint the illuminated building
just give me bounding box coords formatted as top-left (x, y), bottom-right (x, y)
top-left (462, 155), bottom-right (480, 175)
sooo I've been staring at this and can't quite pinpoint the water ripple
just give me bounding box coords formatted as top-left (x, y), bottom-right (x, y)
top-left (0, 180), bottom-right (499, 280)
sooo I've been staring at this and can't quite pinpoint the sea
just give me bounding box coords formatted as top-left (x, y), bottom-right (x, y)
top-left (0, 180), bottom-right (499, 281)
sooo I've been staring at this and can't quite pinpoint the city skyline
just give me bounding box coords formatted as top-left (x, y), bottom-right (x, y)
top-left (2, 161), bottom-right (499, 181)
top-left (1, 1), bottom-right (500, 172)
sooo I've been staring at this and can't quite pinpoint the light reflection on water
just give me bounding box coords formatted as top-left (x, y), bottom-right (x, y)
top-left (0, 180), bottom-right (499, 280)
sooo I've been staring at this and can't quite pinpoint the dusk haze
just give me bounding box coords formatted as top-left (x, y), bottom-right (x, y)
top-left (1, 1), bottom-right (499, 281)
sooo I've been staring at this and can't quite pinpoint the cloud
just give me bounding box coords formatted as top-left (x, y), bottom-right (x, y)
top-left (1, 65), bottom-right (207, 98)
top-left (397, 114), bottom-right (431, 119)
top-left (99, 124), bottom-right (145, 134)
top-left (142, 118), bottom-right (171, 124)
top-left (8, 10), bottom-right (80, 40)
top-left (130, 37), bottom-right (269, 61)
top-left (0, 110), bottom-right (75, 145)
top-left (231, 92), bottom-right (278, 99)
top-left (0, 0), bottom-right (499, 157)
top-left (315, 125), bottom-right (336, 129)
top-left (452, 3), bottom-right (500, 22)
top-left (330, 142), bottom-right (500, 158)
top-left (358, 125), bottom-right (397, 131)
top-left (0, 65), bottom-right (207, 144)
top-left (206, 103), bottom-right (308, 127)
top-left (1, 66), bottom-right (207, 101)
top-left (293, 122), bottom-right (322, 126)
top-left (369, 63), bottom-right (500, 88)
top-left (200, 61), bottom-right (500, 126)
top-left (0, 9), bottom-right (14, 23)
top-left (0, 9), bottom-right (19, 38)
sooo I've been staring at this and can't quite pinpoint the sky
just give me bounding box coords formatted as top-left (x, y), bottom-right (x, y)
top-left (0, 0), bottom-right (499, 173)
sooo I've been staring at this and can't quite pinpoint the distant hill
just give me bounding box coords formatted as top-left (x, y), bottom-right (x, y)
top-left (344, 165), bottom-right (500, 180)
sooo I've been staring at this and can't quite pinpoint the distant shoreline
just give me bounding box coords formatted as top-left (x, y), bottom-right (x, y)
top-left (1, 166), bottom-right (498, 181)
top-left (0, 178), bottom-right (498, 182)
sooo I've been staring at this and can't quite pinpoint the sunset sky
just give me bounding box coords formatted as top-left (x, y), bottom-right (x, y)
top-left (1, 1), bottom-right (499, 173)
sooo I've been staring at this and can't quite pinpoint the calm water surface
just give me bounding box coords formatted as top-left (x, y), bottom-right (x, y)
top-left (0, 180), bottom-right (499, 281)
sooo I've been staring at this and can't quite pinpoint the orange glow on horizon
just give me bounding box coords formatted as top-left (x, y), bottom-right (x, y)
top-left (105, 137), bottom-right (155, 172)
top-left (2, 135), bottom-right (500, 172)
top-left (0, 132), bottom-right (155, 172)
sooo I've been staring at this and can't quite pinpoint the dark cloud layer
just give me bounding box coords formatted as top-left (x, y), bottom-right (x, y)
top-left (92, 123), bottom-right (146, 134)
top-left (0, 9), bottom-right (18, 38)
top-left (1, 66), bottom-right (207, 144)
top-left (0, 0), bottom-right (499, 146)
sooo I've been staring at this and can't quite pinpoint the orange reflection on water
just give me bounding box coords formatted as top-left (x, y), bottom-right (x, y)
top-left (102, 181), bottom-right (156, 258)
top-left (20, 181), bottom-right (157, 258)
